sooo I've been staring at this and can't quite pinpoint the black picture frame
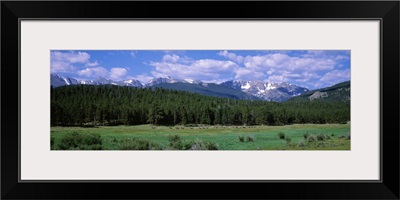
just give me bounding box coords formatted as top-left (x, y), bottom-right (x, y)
top-left (2, 1), bottom-right (399, 199)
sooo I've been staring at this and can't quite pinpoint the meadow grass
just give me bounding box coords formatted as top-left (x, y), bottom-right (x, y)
top-left (51, 124), bottom-right (350, 150)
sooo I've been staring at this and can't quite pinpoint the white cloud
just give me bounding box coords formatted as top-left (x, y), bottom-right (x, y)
top-left (315, 69), bottom-right (350, 88)
top-left (265, 71), bottom-right (321, 85)
top-left (77, 67), bottom-right (108, 78)
top-left (238, 52), bottom-right (338, 87)
top-left (282, 72), bottom-right (302, 79)
top-left (243, 53), bottom-right (334, 72)
top-left (301, 71), bottom-right (321, 80)
top-left (109, 68), bottom-right (128, 80)
top-left (319, 69), bottom-right (350, 82)
top-left (243, 54), bottom-right (290, 68)
top-left (291, 58), bottom-right (335, 71)
top-left (52, 51), bottom-right (90, 63)
top-left (162, 54), bottom-right (180, 63)
top-left (51, 51), bottom-right (130, 81)
top-left (76, 66), bottom-right (129, 81)
top-left (218, 50), bottom-right (244, 63)
top-left (234, 68), bottom-right (264, 80)
top-left (178, 56), bottom-right (193, 64)
top-left (218, 50), bottom-right (229, 57)
top-left (50, 61), bottom-right (76, 73)
top-left (149, 54), bottom-right (238, 81)
top-left (305, 50), bottom-right (325, 57)
top-left (266, 75), bottom-right (286, 83)
top-left (266, 69), bottom-right (275, 75)
top-left (86, 61), bottom-right (99, 67)
top-left (51, 51), bottom-right (91, 73)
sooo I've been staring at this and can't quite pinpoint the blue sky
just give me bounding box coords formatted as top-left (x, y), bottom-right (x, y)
top-left (50, 50), bottom-right (350, 89)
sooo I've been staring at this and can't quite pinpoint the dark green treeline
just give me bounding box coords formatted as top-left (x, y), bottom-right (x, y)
top-left (51, 85), bottom-right (350, 126)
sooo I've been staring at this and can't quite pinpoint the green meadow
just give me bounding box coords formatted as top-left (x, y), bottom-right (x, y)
top-left (51, 123), bottom-right (350, 150)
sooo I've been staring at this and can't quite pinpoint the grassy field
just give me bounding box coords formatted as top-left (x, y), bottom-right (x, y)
top-left (51, 123), bottom-right (350, 150)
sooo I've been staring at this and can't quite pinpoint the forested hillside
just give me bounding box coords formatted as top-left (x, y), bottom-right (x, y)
top-left (51, 85), bottom-right (350, 126)
top-left (289, 81), bottom-right (350, 102)
top-left (150, 82), bottom-right (260, 100)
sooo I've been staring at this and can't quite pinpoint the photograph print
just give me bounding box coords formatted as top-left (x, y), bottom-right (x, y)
top-left (50, 50), bottom-right (350, 150)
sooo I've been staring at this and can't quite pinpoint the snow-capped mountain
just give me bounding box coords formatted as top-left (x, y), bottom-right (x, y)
top-left (146, 76), bottom-right (186, 87)
top-left (51, 74), bottom-right (80, 87)
top-left (120, 79), bottom-right (144, 87)
top-left (183, 79), bottom-right (202, 84)
top-left (51, 74), bottom-right (144, 88)
top-left (220, 80), bottom-right (309, 102)
top-left (51, 74), bottom-right (310, 102)
top-left (52, 74), bottom-right (193, 88)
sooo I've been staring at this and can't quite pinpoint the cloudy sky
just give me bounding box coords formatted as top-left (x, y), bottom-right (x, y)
top-left (51, 50), bottom-right (350, 89)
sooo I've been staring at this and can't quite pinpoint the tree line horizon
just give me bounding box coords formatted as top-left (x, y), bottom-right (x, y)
top-left (51, 85), bottom-right (350, 126)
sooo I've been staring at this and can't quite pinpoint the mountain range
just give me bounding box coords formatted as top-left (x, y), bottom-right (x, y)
top-left (51, 74), bottom-right (349, 102)
top-left (221, 80), bottom-right (309, 102)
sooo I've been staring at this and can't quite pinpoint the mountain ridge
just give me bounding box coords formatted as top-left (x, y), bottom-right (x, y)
top-left (288, 81), bottom-right (350, 102)
top-left (51, 74), bottom-right (348, 102)
top-left (220, 80), bottom-right (309, 102)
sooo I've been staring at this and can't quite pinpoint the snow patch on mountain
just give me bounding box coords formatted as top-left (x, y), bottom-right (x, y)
top-left (241, 82), bottom-right (251, 90)
top-left (266, 82), bottom-right (276, 90)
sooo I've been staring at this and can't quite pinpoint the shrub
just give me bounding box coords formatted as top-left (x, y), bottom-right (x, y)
top-left (110, 137), bottom-right (118, 143)
top-left (181, 142), bottom-right (193, 150)
top-left (238, 135), bottom-right (245, 142)
top-left (307, 134), bottom-right (317, 142)
top-left (317, 142), bottom-right (325, 147)
top-left (168, 135), bottom-right (184, 150)
top-left (120, 138), bottom-right (163, 150)
top-left (167, 135), bottom-right (219, 150)
top-left (58, 132), bottom-right (103, 150)
top-left (168, 134), bottom-right (181, 143)
top-left (277, 132), bottom-right (285, 139)
top-left (150, 144), bottom-right (164, 150)
top-left (303, 133), bottom-right (310, 139)
top-left (345, 132), bottom-right (351, 140)
top-left (298, 141), bottom-right (305, 147)
top-left (285, 136), bottom-right (292, 145)
top-left (246, 135), bottom-right (255, 142)
top-left (189, 139), bottom-right (219, 150)
top-left (316, 134), bottom-right (326, 141)
top-left (190, 139), bottom-right (206, 150)
top-left (204, 141), bottom-right (219, 150)
top-left (325, 135), bottom-right (331, 140)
